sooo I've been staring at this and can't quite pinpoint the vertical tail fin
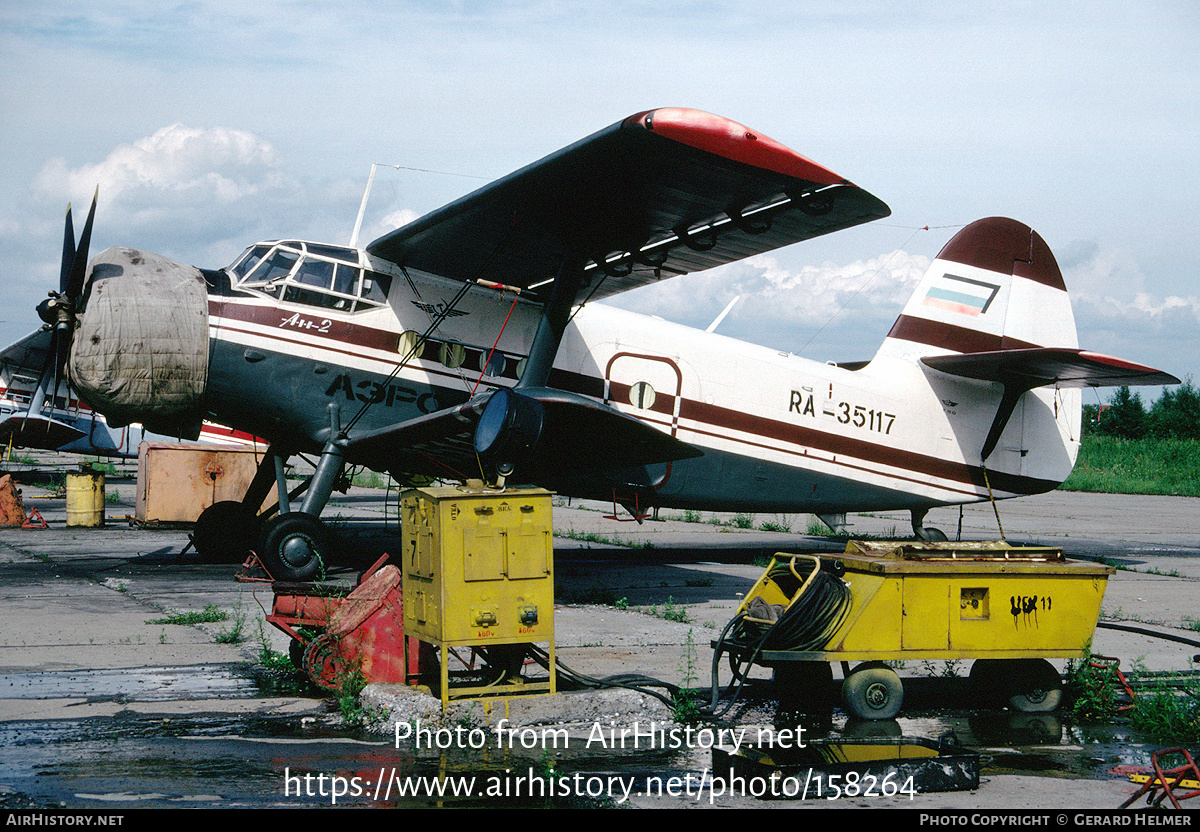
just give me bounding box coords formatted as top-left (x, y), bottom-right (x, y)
top-left (876, 217), bottom-right (1077, 362)
top-left (875, 218), bottom-right (1176, 480)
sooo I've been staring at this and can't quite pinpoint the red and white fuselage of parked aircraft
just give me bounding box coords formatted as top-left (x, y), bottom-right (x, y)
top-left (1, 332), bottom-right (259, 458)
top-left (20, 108), bottom-right (1177, 578)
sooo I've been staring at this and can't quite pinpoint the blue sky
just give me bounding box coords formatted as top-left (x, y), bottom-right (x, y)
top-left (2, 1), bottom-right (1198, 396)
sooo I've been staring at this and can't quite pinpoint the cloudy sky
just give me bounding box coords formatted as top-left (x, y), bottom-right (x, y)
top-left (3, 1), bottom-right (1198, 398)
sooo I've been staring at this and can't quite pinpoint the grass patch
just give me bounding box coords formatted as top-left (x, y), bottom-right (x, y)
top-left (1129, 678), bottom-right (1200, 743)
top-left (1066, 652), bottom-right (1126, 723)
top-left (554, 528), bottom-right (654, 549)
top-left (1061, 435), bottom-right (1200, 496)
top-left (148, 604), bottom-right (228, 626)
top-left (215, 609), bottom-right (248, 643)
top-left (250, 627), bottom-right (314, 695)
top-left (672, 630), bottom-right (703, 724)
top-left (643, 597), bottom-right (690, 624)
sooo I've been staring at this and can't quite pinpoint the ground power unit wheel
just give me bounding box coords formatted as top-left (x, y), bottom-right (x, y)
top-left (1004, 658), bottom-right (1063, 712)
top-left (841, 662), bottom-right (904, 720)
top-left (969, 658), bottom-right (1063, 712)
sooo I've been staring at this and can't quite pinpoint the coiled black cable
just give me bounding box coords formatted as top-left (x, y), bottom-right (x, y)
top-left (706, 556), bottom-right (852, 717)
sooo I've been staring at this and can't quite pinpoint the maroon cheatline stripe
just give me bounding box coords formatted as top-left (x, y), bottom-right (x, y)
top-left (886, 315), bottom-right (1040, 353)
top-left (211, 300), bottom-right (1059, 497)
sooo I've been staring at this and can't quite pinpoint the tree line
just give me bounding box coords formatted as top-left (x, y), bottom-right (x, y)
top-left (1082, 381), bottom-right (1200, 440)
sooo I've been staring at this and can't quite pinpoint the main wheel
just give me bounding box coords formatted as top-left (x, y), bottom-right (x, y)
top-left (1003, 658), bottom-right (1063, 713)
top-left (192, 500), bottom-right (260, 563)
top-left (259, 512), bottom-right (333, 582)
top-left (919, 526), bottom-right (949, 542)
top-left (841, 663), bottom-right (904, 720)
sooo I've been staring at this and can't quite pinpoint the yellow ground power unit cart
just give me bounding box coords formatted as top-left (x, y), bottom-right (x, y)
top-left (401, 485), bottom-right (556, 705)
top-left (716, 541), bottom-right (1114, 720)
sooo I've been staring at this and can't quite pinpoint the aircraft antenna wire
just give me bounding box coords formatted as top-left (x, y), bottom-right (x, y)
top-left (342, 278), bottom-right (471, 434)
top-left (470, 292), bottom-right (521, 396)
top-left (795, 226), bottom-right (925, 355)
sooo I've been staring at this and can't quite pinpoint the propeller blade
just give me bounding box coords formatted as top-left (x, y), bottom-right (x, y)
top-left (65, 188), bottom-right (97, 300)
top-left (24, 327), bottom-right (62, 424)
top-left (59, 204), bottom-right (75, 295)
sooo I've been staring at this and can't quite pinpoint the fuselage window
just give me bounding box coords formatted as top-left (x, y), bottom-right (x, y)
top-left (483, 352), bottom-right (506, 377)
top-left (440, 343), bottom-right (466, 369)
top-left (629, 381), bottom-right (656, 409)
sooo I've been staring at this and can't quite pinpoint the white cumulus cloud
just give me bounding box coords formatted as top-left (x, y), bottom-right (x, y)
top-left (34, 124), bottom-right (283, 210)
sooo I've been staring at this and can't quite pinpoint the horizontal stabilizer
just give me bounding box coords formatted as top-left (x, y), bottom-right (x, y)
top-left (922, 348), bottom-right (1180, 462)
top-left (921, 348), bottom-right (1180, 389)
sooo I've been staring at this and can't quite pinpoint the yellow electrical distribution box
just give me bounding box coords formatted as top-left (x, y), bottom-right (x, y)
top-left (401, 485), bottom-right (555, 703)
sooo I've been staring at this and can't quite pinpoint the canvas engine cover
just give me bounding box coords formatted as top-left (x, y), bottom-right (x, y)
top-left (68, 247), bottom-right (209, 438)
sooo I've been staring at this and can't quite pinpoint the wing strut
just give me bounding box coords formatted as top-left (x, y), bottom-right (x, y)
top-left (516, 251), bottom-right (586, 390)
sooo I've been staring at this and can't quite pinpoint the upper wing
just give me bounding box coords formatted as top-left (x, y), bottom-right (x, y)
top-left (366, 108), bottom-right (890, 303)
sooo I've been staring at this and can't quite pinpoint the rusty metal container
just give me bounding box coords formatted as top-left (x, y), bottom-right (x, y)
top-left (135, 442), bottom-right (274, 524)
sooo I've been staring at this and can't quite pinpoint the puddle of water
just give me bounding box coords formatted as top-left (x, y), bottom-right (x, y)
top-left (0, 665), bottom-right (259, 701)
top-left (0, 677), bottom-right (1177, 809)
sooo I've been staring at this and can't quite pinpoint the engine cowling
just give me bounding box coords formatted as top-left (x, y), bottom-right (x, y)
top-left (67, 246), bottom-right (209, 438)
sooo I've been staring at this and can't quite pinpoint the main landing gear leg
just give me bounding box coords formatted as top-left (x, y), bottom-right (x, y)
top-left (910, 508), bottom-right (948, 542)
top-left (259, 412), bottom-right (347, 581)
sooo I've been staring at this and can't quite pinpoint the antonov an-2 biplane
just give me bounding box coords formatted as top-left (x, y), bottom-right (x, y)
top-left (22, 108), bottom-right (1178, 579)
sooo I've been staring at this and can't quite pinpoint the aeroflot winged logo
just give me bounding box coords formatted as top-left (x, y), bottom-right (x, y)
top-left (922, 273), bottom-right (1001, 317)
top-left (412, 300), bottom-right (469, 318)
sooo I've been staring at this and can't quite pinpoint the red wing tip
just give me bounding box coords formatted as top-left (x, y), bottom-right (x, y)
top-left (1077, 351), bottom-right (1181, 384)
top-left (623, 108), bottom-right (845, 186)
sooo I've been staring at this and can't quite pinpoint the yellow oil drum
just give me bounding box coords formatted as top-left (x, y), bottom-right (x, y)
top-left (65, 470), bottom-right (105, 527)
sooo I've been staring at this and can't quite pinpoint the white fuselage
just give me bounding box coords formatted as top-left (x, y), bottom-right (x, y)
top-left (205, 262), bottom-right (1080, 514)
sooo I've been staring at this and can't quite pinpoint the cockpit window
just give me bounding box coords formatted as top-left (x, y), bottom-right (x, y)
top-left (230, 242), bottom-right (391, 313)
top-left (362, 271), bottom-right (391, 304)
top-left (244, 248), bottom-right (300, 284)
top-left (227, 245), bottom-right (272, 279)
